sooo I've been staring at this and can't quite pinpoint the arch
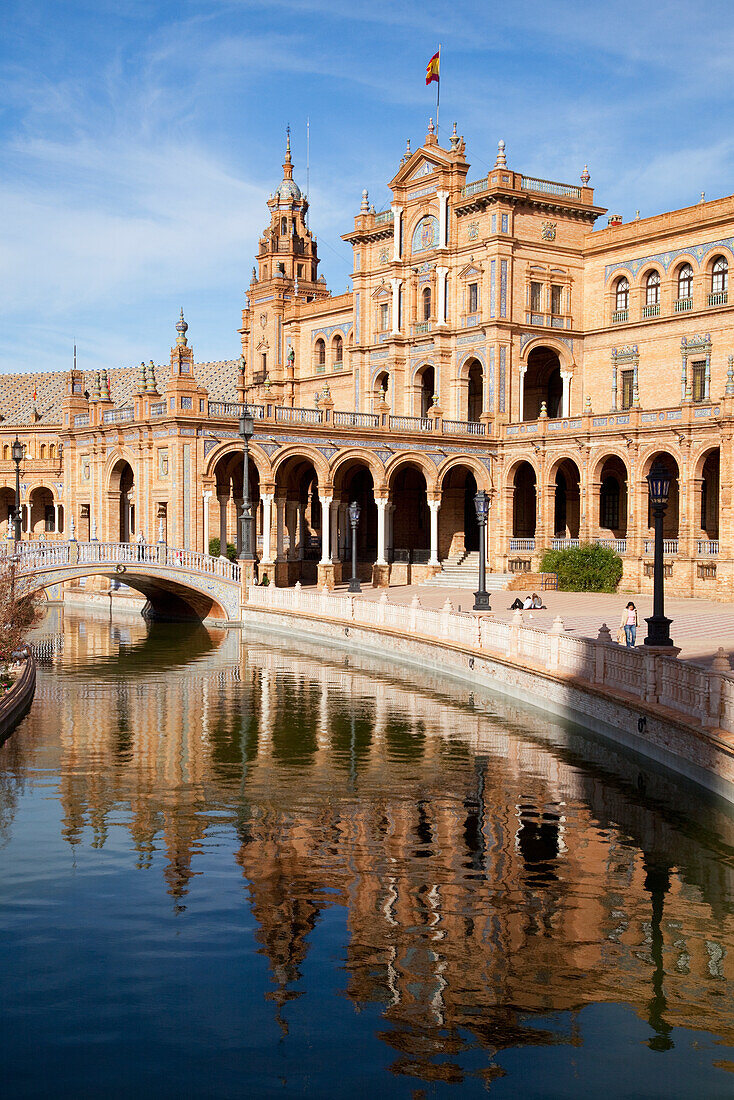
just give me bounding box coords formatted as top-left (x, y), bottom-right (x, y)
top-left (315, 338), bottom-right (326, 368)
top-left (2, 445), bottom-right (8, 461)
top-left (523, 346), bottom-right (562, 420)
top-left (271, 445), bottom-right (330, 488)
top-left (597, 454), bottom-right (628, 539)
top-left (273, 451), bottom-right (325, 579)
top-left (676, 262), bottom-right (693, 300)
top-left (511, 461), bottom-right (537, 539)
top-left (642, 449), bottom-right (680, 539)
top-left (0, 486), bottom-right (15, 537)
top-left (436, 454), bottom-right (491, 494)
top-left (410, 214), bottom-right (439, 255)
top-left (467, 358), bottom-right (483, 422)
top-left (28, 484), bottom-right (55, 536)
top-left (109, 458), bottom-right (135, 542)
top-left (644, 268), bottom-right (661, 305)
top-left (422, 286), bottom-right (432, 321)
top-left (332, 458), bottom-right (377, 567)
top-left (333, 334), bottom-right (343, 366)
top-left (385, 452), bottom-right (436, 491)
top-left (40, 444), bottom-right (47, 460)
top-left (203, 439), bottom-right (271, 482)
top-left (413, 363), bottom-right (435, 417)
top-left (438, 463), bottom-right (479, 558)
top-left (211, 447), bottom-right (262, 556)
top-left (695, 446), bottom-right (720, 541)
top-left (548, 457), bottom-right (581, 539)
top-left (329, 449), bottom-right (384, 493)
top-left (390, 461), bottom-right (430, 558)
top-left (711, 254), bottom-right (728, 295)
top-left (49, 444), bottom-right (56, 460)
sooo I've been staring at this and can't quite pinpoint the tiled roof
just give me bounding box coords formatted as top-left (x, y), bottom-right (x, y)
top-left (0, 360), bottom-right (239, 427)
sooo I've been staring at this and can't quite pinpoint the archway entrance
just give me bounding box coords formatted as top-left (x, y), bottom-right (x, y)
top-left (212, 450), bottom-right (261, 557)
top-left (466, 360), bottom-right (483, 422)
top-left (523, 347), bottom-right (562, 420)
top-left (512, 463), bottom-right (537, 539)
top-left (391, 463), bottom-right (429, 561)
top-left (439, 466), bottom-right (479, 560)
top-left (598, 456), bottom-right (628, 540)
top-left (645, 452), bottom-right (679, 540)
top-left (109, 460), bottom-right (135, 542)
top-left (29, 486), bottom-right (56, 537)
top-left (332, 459), bottom-right (377, 582)
top-left (274, 455), bottom-right (321, 584)
top-left (552, 459), bottom-right (581, 540)
top-left (700, 449), bottom-right (720, 542)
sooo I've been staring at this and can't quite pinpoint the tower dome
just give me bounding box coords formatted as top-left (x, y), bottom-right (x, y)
top-left (275, 126), bottom-right (302, 201)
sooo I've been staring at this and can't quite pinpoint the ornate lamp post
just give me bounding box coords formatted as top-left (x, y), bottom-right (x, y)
top-left (238, 406), bottom-right (256, 561)
top-left (644, 462), bottom-right (674, 647)
top-left (348, 500), bottom-right (361, 593)
top-left (11, 437), bottom-right (24, 543)
top-left (473, 489), bottom-right (491, 611)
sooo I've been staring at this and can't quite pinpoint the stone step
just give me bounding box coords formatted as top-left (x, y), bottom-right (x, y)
top-left (422, 570), bottom-right (513, 591)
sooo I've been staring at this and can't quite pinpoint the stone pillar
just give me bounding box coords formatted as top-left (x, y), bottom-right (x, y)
top-left (53, 503), bottom-right (60, 534)
top-left (233, 497), bottom-right (243, 554)
top-left (428, 499), bottom-right (441, 566)
top-left (338, 502), bottom-right (349, 560)
top-left (560, 370), bottom-right (572, 417)
top-left (436, 266), bottom-right (448, 324)
top-left (437, 191), bottom-right (449, 247)
top-left (376, 498), bottom-right (388, 565)
top-left (390, 278), bottom-right (402, 334)
top-left (391, 204), bottom-right (402, 261)
top-left (518, 365), bottom-right (527, 421)
top-left (261, 494), bottom-right (274, 563)
top-left (286, 501), bottom-right (298, 560)
top-left (297, 500), bottom-right (306, 559)
top-left (218, 494), bottom-right (228, 556)
top-left (319, 496), bottom-right (332, 564)
top-left (329, 501), bottom-right (339, 561)
top-left (275, 497), bottom-right (286, 560)
top-left (202, 490), bottom-right (212, 553)
top-left (387, 502), bottom-right (395, 559)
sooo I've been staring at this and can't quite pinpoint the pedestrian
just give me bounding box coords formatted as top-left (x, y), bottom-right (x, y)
top-left (620, 601), bottom-right (638, 647)
top-left (509, 597), bottom-right (524, 610)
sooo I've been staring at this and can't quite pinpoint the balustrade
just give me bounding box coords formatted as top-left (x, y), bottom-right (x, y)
top-left (644, 539), bottom-right (679, 555)
top-left (509, 538), bottom-right (536, 551)
top-left (102, 407), bottom-right (134, 424)
top-left (388, 415), bottom-right (432, 432)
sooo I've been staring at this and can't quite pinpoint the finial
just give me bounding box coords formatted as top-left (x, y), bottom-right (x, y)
top-left (427, 117), bottom-right (435, 135)
top-left (137, 361), bottom-right (146, 393)
top-left (405, 137), bottom-right (411, 157)
top-left (635, 210), bottom-right (640, 219)
top-left (700, 191), bottom-right (706, 203)
top-left (495, 139), bottom-right (507, 168)
top-left (360, 189), bottom-right (369, 214)
top-left (584, 394), bottom-right (592, 413)
top-left (450, 121), bottom-right (459, 150)
top-left (285, 124), bottom-right (291, 163)
top-left (176, 307), bottom-right (188, 347)
top-left (580, 164), bottom-right (590, 186)
top-left (539, 400), bottom-right (548, 419)
top-left (146, 360), bottom-right (157, 394)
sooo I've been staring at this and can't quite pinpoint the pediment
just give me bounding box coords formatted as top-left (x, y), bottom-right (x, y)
top-left (390, 144), bottom-right (456, 189)
top-left (371, 282), bottom-right (391, 300)
top-left (255, 338), bottom-right (270, 351)
top-left (459, 262), bottom-right (483, 278)
top-left (407, 158), bottom-right (439, 181)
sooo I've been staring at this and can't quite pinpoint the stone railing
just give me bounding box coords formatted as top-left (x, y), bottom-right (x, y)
top-left (509, 537), bottom-right (535, 551)
top-left (644, 539), bottom-right (679, 555)
top-left (520, 176), bottom-right (582, 199)
top-left (373, 210), bottom-right (394, 225)
top-left (333, 411), bottom-right (380, 429)
top-left (389, 415), bottom-right (433, 432)
top-left (697, 540), bottom-right (719, 555)
top-left (245, 584), bottom-right (734, 749)
top-left (73, 414), bottom-right (90, 427)
top-left (208, 402), bottom-right (265, 419)
top-left (8, 541), bottom-right (241, 583)
top-left (442, 419), bottom-right (486, 436)
top-left (461, 177), bottom-right (490, 198)
top-left (102, 407), bottom-right (134, 425)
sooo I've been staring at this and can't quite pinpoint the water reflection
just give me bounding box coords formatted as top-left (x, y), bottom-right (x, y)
top-left (2, 607), bottom-right (733, 1093)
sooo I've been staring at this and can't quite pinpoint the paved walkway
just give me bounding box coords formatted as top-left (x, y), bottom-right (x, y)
top-left (323, 581), bottom-right (734, 669)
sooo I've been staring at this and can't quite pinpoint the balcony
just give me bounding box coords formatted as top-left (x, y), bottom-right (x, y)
top-left (697, 540), bottom-right (719, 555)
top-left (333, 411), bottom-right (379, 429)
top-left (509, 537), bottom-right (535, 551)
top-left (612, 309), bottom-right (628, 323)
top-left (102, 407), bottom-right (134, 424)
top-left (708, 291), bottom-right (728, 307)
top-left (442, 419), bottom-right (486, 436)
top-left (594, 538), bottom-right (627, 553)
top-left (389, 415), bottom-right (432, 433)
top-left (675, 297), bottom-right (693, 312)
top-left (550, 538), bottom-right (580, 550)
top-left (412, 321), bottom-right (432, 335)
top-left (644, 538), bottom-right (679, 555)
top-left (642, 303), bottom-right (660, 318)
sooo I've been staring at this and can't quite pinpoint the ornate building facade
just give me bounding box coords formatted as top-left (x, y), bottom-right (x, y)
top-left (1, 122), bottom-right (733, 596)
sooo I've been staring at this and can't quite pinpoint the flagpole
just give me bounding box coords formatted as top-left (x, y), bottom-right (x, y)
top-left (436, 44), bottom-right (441, 139)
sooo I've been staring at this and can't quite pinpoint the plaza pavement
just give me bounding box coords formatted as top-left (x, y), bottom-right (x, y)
top-left (323, 580), bottom-right (734, 669)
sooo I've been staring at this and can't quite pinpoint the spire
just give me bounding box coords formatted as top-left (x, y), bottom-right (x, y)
top-left (100, 369), bottom-right (111, 402)
top-left (360, 189), bottom-right (369, 214)
top-left (176, 307), bottom-right (188, 347)
top-left (405, 137), bottom-right (411, 158)
top-left (283, 125), bottom-right (293, 180)
top-left (137, 361), bottom-right (147, 394)
top-left (90, 371), bottom-right (101, 402)
top-left (427, 117), bottom-right (435, 135)
top-left (145, 360), bottom-right (158, 394)
top-left (495, 139), bottom-right (507, 168)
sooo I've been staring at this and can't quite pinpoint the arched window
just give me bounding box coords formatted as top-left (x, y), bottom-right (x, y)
top-left (422, 286), bottom-right (431, 321)
top-left (40, 444), bottom-right (46, 459)
top-left (2, 445), bottom-right (8, 460)
top-left (600, 476), bottom-right (620, 530)
top-left (333, 335), bottom-right (343, 365)
top-left (645, 270), bottom-right (660, 305)
top-left (280, 217), bottom-right (287, 236)
top-left (49, 444), bottom-right (56, 459)
top-left (712, 255), bottom-right (728, 294)
top-left (677, 263), bottom-right (693, 300)
top-left (315, 339), bottom-right (326, 367)
top-left (615, 276), bottom-right (629, 312)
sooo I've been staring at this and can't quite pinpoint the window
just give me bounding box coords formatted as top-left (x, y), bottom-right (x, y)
top-left (621, 370), bottom-right (634, 410)
top-left (600, 477), bottom-right (620, 529)
top-left (316, 339), bottom-right (326, 367)
top-left (692, 360), bottom-right (706, 402)
top-left (379, 303), bottom-right (389, 331)
top-left (678, 263), bottom-right (693, 299)
top-left (615, 276), bottom-right (629, 311)
top-left (44, 505), bottom-right (54, 533)
top-left (40, 444), bottom-right (46, 459)
top-left (280, 218), bottom-right (287, 235)
top-left (712, 255), bottom-right (728, 294)
top-left (297, 264), bottom-right (303, 278)
top-left (261, 352), bottom-right (267, 374)
top-left (334, 335), bottom-right (343, 365)
top-left (530, 281), bottom-right (542, 312)
top-left (422, 286), bottom-right (431, 320)
top-left (468, 282), bottom-right (478, 313)
top-left (551, 284), bottom-right (563, 315)
top-left (645, 270), bottom-right (660, 305)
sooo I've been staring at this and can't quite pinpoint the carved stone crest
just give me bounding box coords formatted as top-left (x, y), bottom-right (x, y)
top-left (467, 222), bottom-right (479, 240)
top-left (259, 312), bottom-right (267, 328)
top-left (541, 221), bottom-right (557, 241)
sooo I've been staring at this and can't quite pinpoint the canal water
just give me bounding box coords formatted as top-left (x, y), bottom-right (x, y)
top-left (0, 608), bottom-right (733, 1098)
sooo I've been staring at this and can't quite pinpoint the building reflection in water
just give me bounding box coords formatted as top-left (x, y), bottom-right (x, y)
top-left (7, 607), bottom-right (734, 1082)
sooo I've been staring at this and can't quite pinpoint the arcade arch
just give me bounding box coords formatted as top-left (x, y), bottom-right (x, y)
top-left (511, 462), bottom-right (537, 540)
top-left (109, 459), bottom-right (135, 543)
top-left (212, 449), bottom-right (262, 556)
top-left (522, 346), bottom-right (563, 421)
top-left (643, 451), bottom-right (679, 540)
top-left (597, 455), bottom-right (628, 540)
top-left (697, 447), bottom-right (720, 542)
top-left (550, 458), bottom-right (581, 540)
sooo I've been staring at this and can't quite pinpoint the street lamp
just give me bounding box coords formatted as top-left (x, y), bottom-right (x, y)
top-left (644, 461), bottom-right (674, 647)
top-left (473, 489), bottom-right (491, 611)
top-left (238, 406), bottom-right (256, 561)
top-left (11, 437), bottom-right (24, 543)
top-left (348, 500), bottom-right (361, 593)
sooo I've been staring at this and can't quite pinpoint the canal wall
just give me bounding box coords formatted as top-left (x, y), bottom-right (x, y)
top-left (0, 655), bottom-right (36, 745)
top-left (242, 585), bottom-right (734, 803)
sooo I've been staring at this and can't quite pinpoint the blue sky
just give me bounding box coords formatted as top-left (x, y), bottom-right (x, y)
top-left (2, 0), bottom-right (734, 375)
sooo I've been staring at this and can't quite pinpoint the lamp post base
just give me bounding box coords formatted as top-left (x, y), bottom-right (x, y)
top-left (348, 576), bottom-right (362, 593)
top-left (473, 590), bottom-right (491, 612)
top-left (644, 615), bottom-right (674, 647)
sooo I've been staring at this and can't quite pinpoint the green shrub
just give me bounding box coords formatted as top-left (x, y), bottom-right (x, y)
top-left (540, 543), bottom-right (623, 593)
top-left (208, 537), bottom-right (237, 562)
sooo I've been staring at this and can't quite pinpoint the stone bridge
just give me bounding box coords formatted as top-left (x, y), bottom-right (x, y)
top-left (6, 541), bottom-right (243, 622)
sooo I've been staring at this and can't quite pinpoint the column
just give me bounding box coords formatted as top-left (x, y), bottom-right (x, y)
top-left (329, 501), bottom-right (339, 561)
top-left (202, 490), bottom-right (212, 553)
top-left (233, 498), bottom-right (243, 554)
top-left (319, 496), bottom-right (332, 564)
top-left (218, 494), bottom-right (228, 556)
top-left (391, 205), bottom-right (402, 261)
top-left (437, 191), bottom-right (449, 247)
top-left (376, 498), bottom-right (388, 565)
top-left (338, 502), bottom-right (349, 560)
top-left (518, 365), bottom-right (527, 422)
top-left (286, 502), bottom-right (298, 560)
top-left (275, 497), bottom-right (286, 560)
top-left (390, 278), bottom-right (402, 334)
top-left (560, 370), bottom-right (572, 418)
top-left (261, 494), bottom-right (274, 563)
top-left (428, 499), bottom-right (441, 566)
top-left (53, 503), bottom-right (60, 533)
top-left (23, 502), bottom-right (30, 535)
top-left (297, 500), bottom-right (306, 559)
top-left (386, 503), bottom-right (395, 560)
top-left (436, 267), bottom-right (448, 324)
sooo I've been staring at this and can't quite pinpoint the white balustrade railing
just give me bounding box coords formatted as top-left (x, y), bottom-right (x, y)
top-left (389, 415), bottom-right (433, 432)
top-left (594, 538), bottom-right (627, 553)
top-left (333, 411), bottom-right (380, 429)
top-left (275, 406), bottom-right (323, 425)
top-left (245, 583), bottom-right (734, 743)
top-left (697, 540), bottom-right (719, 555)
top-left (9, 541), bottom-right (241, 583)
top-left (550, 538), bottom-right (580, 550)
top-left (644, 539), bottom-right (679, 555)
top-left (509, 538), bottom-right (535, 551)
top-left (442, 419), bottom-right (486, 436)
top-left (102, 407), bottom-right (134, 425)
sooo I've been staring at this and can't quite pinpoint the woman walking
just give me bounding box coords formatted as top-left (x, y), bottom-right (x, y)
top-left (620, 601), bottom-right (638, 647)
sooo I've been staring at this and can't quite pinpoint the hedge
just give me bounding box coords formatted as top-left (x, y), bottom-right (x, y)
top-left (539, 543), bottom-right (623, 593)
top-left (208, 537), bottom-right (237, 562)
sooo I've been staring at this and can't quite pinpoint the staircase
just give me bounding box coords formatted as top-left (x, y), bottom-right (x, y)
top-left (421, 550), bottom-right (512, 591)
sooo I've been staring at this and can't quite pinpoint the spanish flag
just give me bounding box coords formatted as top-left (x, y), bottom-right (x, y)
top-left (425, 50), bottom-right (440, 85)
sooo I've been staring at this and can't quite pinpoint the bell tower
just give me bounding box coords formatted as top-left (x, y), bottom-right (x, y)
top-left (239, 129), bottom-right (329, 393)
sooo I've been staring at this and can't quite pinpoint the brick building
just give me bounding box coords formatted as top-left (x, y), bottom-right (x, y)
top-left (0, 122), bottom-right (732, 596)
